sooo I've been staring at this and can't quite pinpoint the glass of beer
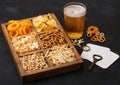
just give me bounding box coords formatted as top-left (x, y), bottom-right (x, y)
top-left (63, 2), bottom-right (87, 39)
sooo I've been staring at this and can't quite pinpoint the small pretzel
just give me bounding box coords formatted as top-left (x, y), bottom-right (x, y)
top-left (99, 32), bottom-right (104, 36)
top-left (97, 32), bottom-right (105, 43)
top-left (91, 32), bottom-right (105, 43)
top-left (87, 32), bottom-right (93, 37)
top-left (91, 35), bottom-right (98, 41)
top-left (87, 26), bottom-right (106, 43)
top-left (40, 29), bottom-right (65, 48)
top-left (22, 27), bottom-right (31, 35)
top-left (99, 36), bottom-right (105, 43)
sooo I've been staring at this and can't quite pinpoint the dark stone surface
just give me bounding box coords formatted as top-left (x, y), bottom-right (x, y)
top-left (0, 0), bottom-right (120, 85)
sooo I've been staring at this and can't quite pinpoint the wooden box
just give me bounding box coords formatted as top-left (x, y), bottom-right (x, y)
top-left (1, 13), bottom-right (83, 82)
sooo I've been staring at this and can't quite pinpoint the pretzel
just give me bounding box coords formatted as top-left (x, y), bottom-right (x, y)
top-left (87, 26), bottom-right (106, 43)
top-left (98, 36), bottom-right (105, 43)
top-left (91, 32), bottom-right (106, 43)
top-left (91, 33), bottom-right (99, 41)
top-left (97, 32), bottom-right (106, 43)
top-left (40, 29), bottom-right (65, 48)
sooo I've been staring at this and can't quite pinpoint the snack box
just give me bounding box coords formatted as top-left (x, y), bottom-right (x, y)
top-left (1, 13), bottom-right (83, 82)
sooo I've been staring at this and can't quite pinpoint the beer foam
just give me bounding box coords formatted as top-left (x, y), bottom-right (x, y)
top-left (64, 5), bottom-right (86, 17)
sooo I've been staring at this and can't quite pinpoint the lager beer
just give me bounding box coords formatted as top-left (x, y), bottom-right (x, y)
top-left (64, 2), bottom-right (86, 38)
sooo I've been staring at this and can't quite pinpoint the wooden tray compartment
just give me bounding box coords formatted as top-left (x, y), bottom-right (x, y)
top-left (1, 13), bottom-right (83, 82)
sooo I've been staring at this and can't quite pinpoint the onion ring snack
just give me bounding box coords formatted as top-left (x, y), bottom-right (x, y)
top-left (7, 20), bottom-right (32, 38)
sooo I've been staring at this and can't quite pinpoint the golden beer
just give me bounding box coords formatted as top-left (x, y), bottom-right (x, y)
top-left (64, 2), bottom-right (86, 39)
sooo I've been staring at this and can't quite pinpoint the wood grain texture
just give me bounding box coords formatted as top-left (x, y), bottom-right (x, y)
top-left (1, 13), bottom-right (83, 82)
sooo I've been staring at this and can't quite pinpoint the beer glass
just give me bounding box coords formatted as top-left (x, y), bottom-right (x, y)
top-left (63, 2), bottom-right (87, 39)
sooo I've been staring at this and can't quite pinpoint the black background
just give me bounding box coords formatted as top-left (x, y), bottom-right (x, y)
top-left (0, 0), bottom-right (120, 85)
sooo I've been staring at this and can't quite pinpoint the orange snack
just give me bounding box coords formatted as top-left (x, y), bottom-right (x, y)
top-left (20, 20), bottom-right (32, 28)
top-left (23, 27), bottom-right (31, 35)
top-left (90, 32), bottom-right (106, 43)
top-left (7, 20), bottom-right (32, 38)
top-left (7, 22), bottom-right (20, 32)
top-left (87, 26), bottom-right (106, 43)
top-left (87, 26), bottom-right (99, 37)
top-left (99, 36), bottom-right (105, 43)
top-left (87, 32), bottom-right (92, 37)
top-left (91, 34), bottom-right (98, 41)
top-left (18, 26), bottom-right (23, 36)
top-left (8, 20), bottom-right (18, 24)
top-left (9, 31), bottom-right (19, 38)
